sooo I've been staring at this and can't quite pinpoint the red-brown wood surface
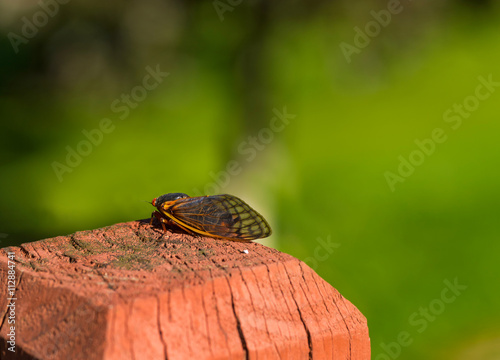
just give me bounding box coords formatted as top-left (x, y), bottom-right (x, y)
top-left (0, 220), bottom-right (370, 360)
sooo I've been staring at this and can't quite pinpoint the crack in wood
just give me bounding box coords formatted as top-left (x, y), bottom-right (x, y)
top-left (282, 263), bottom-right (313, 360)
top-left (248, 267), bottom-right (282, 359)
top-left (200, 284), bottom-right (215, 359)
top-left (156, 295), bottom-right (169, 360)
top-left (297, 265), bottom-right (336, 356)
top-left (226, 277), bottom-right (249, 360)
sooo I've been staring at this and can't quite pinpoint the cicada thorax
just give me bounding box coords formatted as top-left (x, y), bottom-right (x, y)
top-left (152, 193), bottom-right (189, 207)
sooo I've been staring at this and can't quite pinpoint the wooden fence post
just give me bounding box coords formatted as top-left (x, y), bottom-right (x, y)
top-left (0, 220), bottom-right (370, 359)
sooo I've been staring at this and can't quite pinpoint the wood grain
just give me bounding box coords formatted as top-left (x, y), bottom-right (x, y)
top-left (0, 220), bottom-right (370, 360)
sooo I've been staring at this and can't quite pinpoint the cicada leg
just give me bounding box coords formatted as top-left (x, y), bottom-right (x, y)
top-left (150, 211), bottom-right (199, 237)
top-left (150, 211), bottom-right (171, 233)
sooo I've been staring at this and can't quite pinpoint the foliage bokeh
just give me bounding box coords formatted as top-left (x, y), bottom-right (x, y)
top-left (1, 0), bottom-right (499, 358)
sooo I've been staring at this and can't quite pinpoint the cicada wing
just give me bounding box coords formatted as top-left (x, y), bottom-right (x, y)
top-left (168, 194), bottom-right (272, 240)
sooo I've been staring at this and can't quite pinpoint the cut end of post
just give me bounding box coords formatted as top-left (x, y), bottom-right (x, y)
top-left (0, 220), bottom-right (370, 360)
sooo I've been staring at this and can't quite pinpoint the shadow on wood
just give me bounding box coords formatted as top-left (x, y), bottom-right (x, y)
top-left (0, 220), bottom-right (370, 360)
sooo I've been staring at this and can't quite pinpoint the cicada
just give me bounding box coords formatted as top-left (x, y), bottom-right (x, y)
top-left (149, 193), bottom-right (272, 241)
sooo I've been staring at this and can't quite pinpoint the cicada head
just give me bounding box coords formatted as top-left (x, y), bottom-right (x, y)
top-left (152, 193), bottom-right (190, 207)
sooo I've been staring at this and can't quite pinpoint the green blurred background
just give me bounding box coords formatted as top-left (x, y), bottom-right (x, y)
top-left (1, 0), bottom-right (499, 358)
